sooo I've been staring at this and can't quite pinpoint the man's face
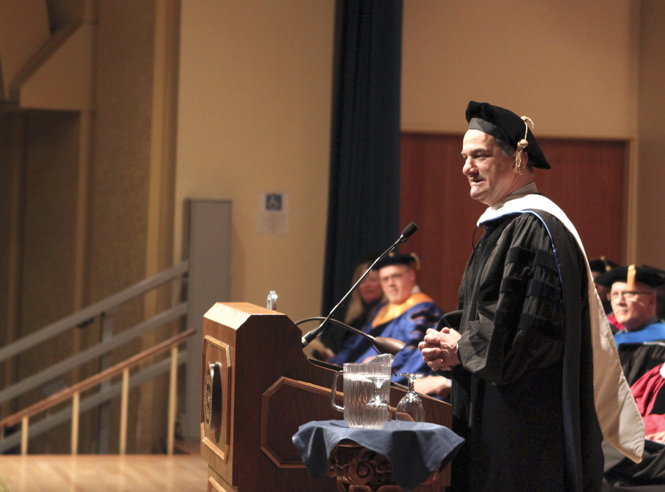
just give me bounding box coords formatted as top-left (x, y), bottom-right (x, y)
top-left (379, 264), bottom-right (416, 305)
top-left (461, 130), bottom-right (521, 206)
top-left (610, 281), bottom-right (657, 331)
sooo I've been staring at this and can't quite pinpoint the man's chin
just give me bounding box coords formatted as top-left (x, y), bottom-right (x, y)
top-left (469, 188), bottom-right (489, 204)
top-left (616, 318), bottom-right (637, 330)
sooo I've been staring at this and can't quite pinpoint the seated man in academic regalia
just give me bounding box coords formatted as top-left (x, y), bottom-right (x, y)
top-left (595, 265), bottom-right (665, 386)
top-left (590, 257), bottom-right (623, 332)
top-left (590, 257), bottom-right (619, 315)
top-left (328, 253), bottom-right (444, 388)
top-left (603, 363), bottom-right (665, 489)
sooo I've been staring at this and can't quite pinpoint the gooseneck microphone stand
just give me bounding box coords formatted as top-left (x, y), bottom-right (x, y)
top-left (300, 222), bottom-right (418, 350)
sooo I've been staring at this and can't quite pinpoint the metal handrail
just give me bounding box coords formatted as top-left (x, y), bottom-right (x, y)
top-left (0, 350), bottom-right (187, 454)
top-left (0, 261), bottom-right (192, 454)
top-left (0, 329), bottom-right (195, 430)
top-left (0, 303), bottom-right (187, 405)
top-left (0, 260), bottom-right (189, 364)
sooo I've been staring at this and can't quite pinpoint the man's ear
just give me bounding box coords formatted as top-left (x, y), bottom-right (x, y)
top-left (649, 292), bottom-right (658, 307)
top-left (407, 267), bottom-right (417, 283)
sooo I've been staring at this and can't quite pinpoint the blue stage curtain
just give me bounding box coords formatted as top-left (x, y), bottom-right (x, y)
top-left (321, 0), bottom-right (403, 317)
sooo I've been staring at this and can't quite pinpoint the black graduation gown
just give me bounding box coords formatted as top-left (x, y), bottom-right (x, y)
top-left (619, 341), bottom-right (665, 386)
top-left (448, 211), bottom-right (603, 492)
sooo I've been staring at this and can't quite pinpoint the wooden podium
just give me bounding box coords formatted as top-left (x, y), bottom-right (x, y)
top-left (200, 302), bottom-right (453, 492)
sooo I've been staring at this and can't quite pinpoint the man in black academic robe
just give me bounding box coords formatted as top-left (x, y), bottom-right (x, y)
top-left (419, 102), bottom-right (644, 492)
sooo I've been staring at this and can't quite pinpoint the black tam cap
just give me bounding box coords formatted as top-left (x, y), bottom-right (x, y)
top-left (375, 252), bottom-right (420, 271)
top-left (595, 265), bottom-right (665, 289)
top-left (589, 257), bottom-right (619, 274)
top-left (466, 101), bottom-right (551, 169)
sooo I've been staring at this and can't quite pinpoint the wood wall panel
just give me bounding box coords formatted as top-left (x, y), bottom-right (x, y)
top-left (535, 139), bottom-right (626, 260)
top-left (400, 133), bottom-right (626, 312)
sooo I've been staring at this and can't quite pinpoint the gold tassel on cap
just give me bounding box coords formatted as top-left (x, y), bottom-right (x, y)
top-left (515, 116), bottom-right (534, 175)
top-left (627, 264), bottom-right (636, 291)
top-left (410, 253), bottom-right (421, 271)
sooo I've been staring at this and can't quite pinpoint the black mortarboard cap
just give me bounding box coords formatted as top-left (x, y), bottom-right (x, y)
top-left (589, 257), bottom-right (619, 274)
top-left (466, 101), bottom-right (551, 169)
top-left (375, 252), bottom-right (420, 271)
top-left (595, 265), bottom-right (665, 289)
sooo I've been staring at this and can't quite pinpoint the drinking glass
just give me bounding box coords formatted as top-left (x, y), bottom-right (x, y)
top-left (396, 373), bottom-right (425, 422)
top-left (362, 375), bottom-right (391, 429)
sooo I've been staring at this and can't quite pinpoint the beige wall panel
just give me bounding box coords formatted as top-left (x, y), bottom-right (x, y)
top-left (88, 0), bottom-right (154, 306)
top-left (17, 110), bottom-right (80, 453)
top-left (19, 23), bottom-right (95, 111)
top-left (19, 111), bottom-right (79, 338)
top-left (0, 0), bottom-right (50, 98)
top-left (0, 112), bottom-right (22, 349)
top-left (175, 0), bottom-right (334, 324)
top-left (0, 112), bottom-right (25, 420)
top-left (89, 0), bottom-right (157, 452)
top-left (636, 1), bottom-right (665, 269)
top-left (402, 0), bottom-right (640, 139)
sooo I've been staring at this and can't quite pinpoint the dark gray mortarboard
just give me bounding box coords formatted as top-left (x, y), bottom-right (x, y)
top-left (375, 252), bottom-right (420, 271)
top-left (589, 257), bottom-right (619, 274)
top-left (595, 265), bottom-right (665, 289)
top-left (465, 101), bottom-right (551, 170)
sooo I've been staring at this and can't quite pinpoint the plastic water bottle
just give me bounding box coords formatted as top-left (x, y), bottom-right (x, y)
top-left (266, 291), bottom-right (278, 310)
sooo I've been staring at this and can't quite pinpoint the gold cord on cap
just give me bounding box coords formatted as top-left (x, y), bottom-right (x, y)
top-left (627, 264), bottom-right (636, 291)
top-left (515, 116), bottom-right (534, 175)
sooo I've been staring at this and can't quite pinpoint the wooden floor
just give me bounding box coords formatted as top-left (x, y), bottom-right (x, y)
top-left (0, 455), bottom-right (208, 492)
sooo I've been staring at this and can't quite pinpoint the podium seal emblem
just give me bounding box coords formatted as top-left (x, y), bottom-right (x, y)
top-left (204, 362), bottom-right (222, 431)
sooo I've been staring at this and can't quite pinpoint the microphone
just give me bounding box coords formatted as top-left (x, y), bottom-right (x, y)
top-left (400, 222), bottom-right (418, 242)
top-left (300, 221), bottom-right (419, 349)
top-left (297, 317), bottom-right (406, 355)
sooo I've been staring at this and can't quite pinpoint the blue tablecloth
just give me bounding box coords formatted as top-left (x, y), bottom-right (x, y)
top-left (292, 420), bottom-right (464, 491)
